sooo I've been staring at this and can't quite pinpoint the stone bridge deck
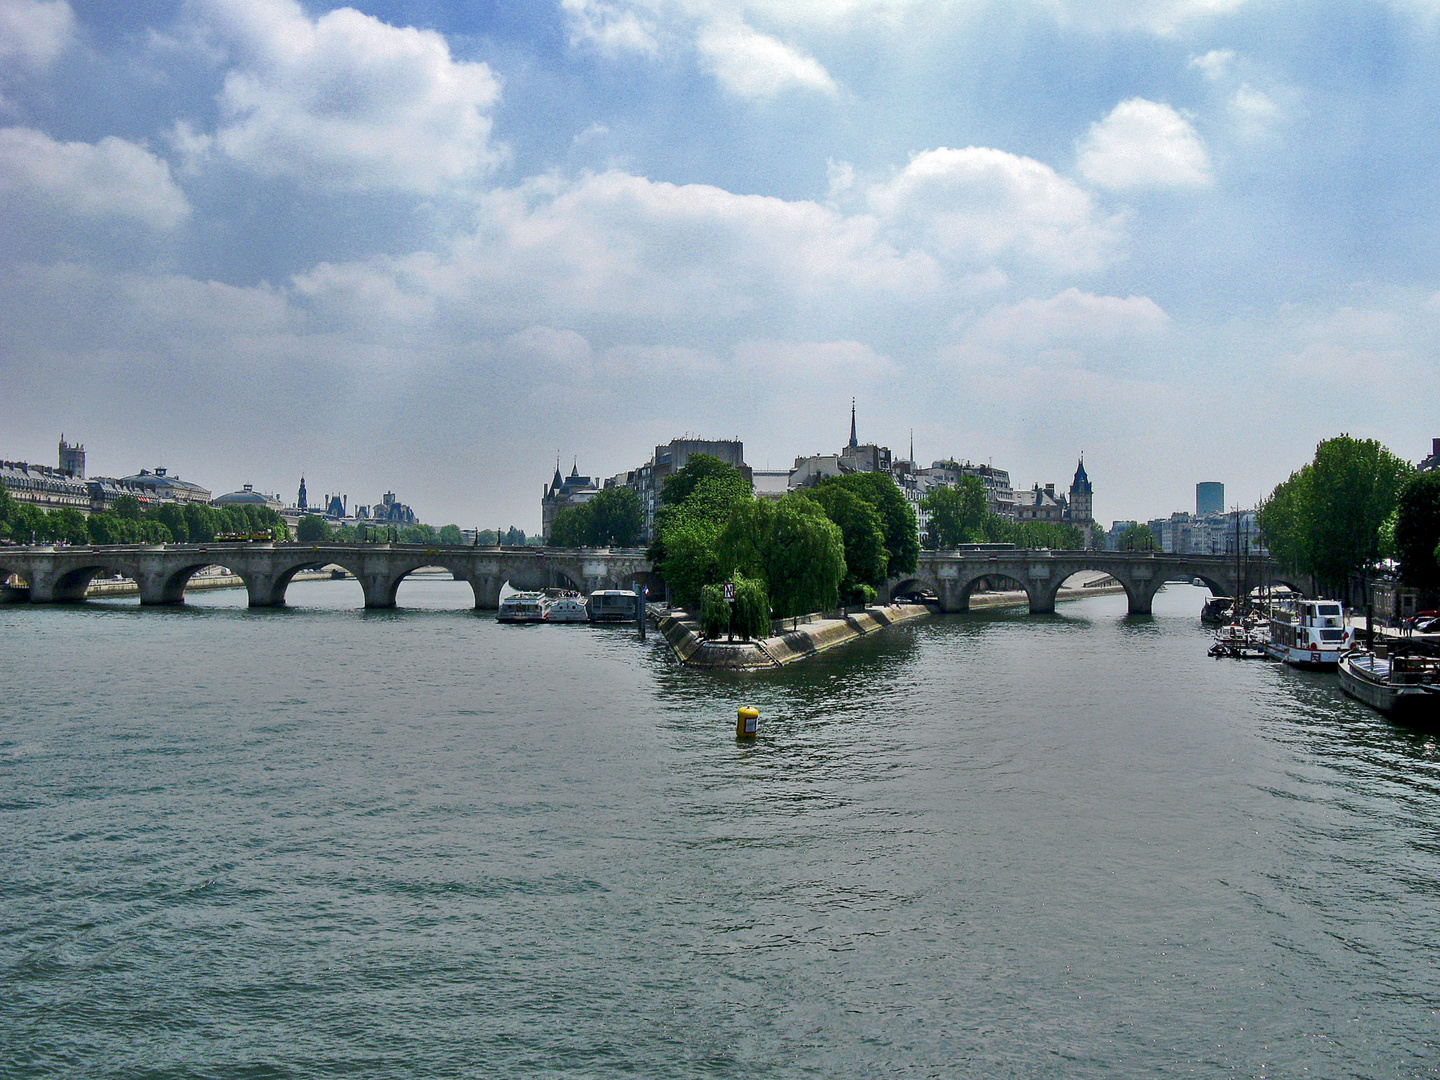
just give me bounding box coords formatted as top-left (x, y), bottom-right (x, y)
top-left (1, 543), bottom-right (1286, 616)
top-left (0, 542), bottom-right (651, 609)
top-left (885, 550), bottom-right (1290, 615)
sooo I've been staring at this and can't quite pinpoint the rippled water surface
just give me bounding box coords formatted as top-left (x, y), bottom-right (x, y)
top-left (3, 580), bottom-right (1440, 1077)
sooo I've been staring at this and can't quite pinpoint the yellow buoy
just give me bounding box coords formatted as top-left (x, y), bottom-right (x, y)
top-left (736, 706), bottom-right (759, 739)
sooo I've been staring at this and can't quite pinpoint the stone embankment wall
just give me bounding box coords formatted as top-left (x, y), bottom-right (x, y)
top-left (656, 576), bottom-right (1127, 670)
top-left (657, 603), bottom-right (933, 670)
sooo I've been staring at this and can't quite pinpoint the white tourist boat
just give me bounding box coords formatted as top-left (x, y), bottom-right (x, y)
top-left (1264, 598), bottom-right (1352, 668)
top-left (587, 589), bottom-right (638, 623)
top-left (545, 595), bottom-right (589, 622)
top-left (1338, 650), bottom-right (1440, 721)
top-left (497, 591), bottom-right (549, 623)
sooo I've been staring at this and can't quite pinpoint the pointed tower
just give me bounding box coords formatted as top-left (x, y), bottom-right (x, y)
top-left (848, 398), bottom-right (858, 449)
top-left (297, 476), bottom-right (308, 510)
top-left (1069, 457), bottom-right (1093, 522)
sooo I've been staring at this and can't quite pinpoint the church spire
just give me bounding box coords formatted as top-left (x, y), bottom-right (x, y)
top-left (849, 398), bottom-right (857, 449)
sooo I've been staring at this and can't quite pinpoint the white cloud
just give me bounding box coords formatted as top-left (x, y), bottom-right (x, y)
top-left (1076, 98), bottom-right (1210, 191)
top-left (868, 146), bottom-right (1125, 274)
top-left (0, 126), bottom-right (190, 228)
top-left (696, 21), bottom-right (837, 97)
top-left (200, 0), bottom-right (503, 194)
top-left (1189, 48), bottom-right (1235, 81)
top-left (561, 0), bottom-right (658, 55)
top-left (1046, 0), bottom-right (1249, 36)
top-left (0, 0), bottom-right (73, 71)
top-left (1229, 83), bottom-right (1279, 132)
top-left (289, 168), bottom-right (942, 339)
top-left (968, 288), bottom-right (1169, 348)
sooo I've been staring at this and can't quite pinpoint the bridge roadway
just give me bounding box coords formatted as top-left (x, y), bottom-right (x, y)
top-left (0, 543), bottom-right (1286, 614)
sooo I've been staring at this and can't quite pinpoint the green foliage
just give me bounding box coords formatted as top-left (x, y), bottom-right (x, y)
top-left (1258, 435), bottom-right (1413, 598)
top-left (660, 454), bottom-right (747, 508)
top-left (715, 497), bottom-right (775, 582)
top-left (698, 574), bottom-right (771, 640)
top-left (438, 524), bottom-right (464, 545)
top-left (399, 523), bottom-right (440, 545)
top-left (764, 494), bottom-right (846, 623)
top-left (1116, 523), bottom-right (1158, 552)
top-left (815, 472), bottom-right (918, 576)
top-left (921, 477), bottom-right (988, 548)
top-left (801, 483), bottom-right (888, 602)
top-left (699, 584), bottom-right (730, 639)
top-left (981, 515), bottom-right (1084, 550)
top-left (551, 488), bottom-right (643, 547)
top-left (112, 495), bottom-right (142, 520)
top-left (0, 487), bottom-right (14, 530)
top-left (49, 509), bottom-right (89, 545)
top-left (1395, 470), bottom-right (1440, 596)
top-left (732, 574), bottom-right (771, 639)
top-left (296, 514), bottom-right (331, 542)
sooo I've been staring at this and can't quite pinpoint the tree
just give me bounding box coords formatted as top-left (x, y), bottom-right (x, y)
top-left (1395, 470), bottom-right (1440, 597)
top-left (587, 487), bottom-right (643, 547)
top-left (296, 514), bottom-right (331, 542)
top-left (1258, 435), bottom-right (1412, 601)
top-left (0, 487), bottom-right (14, 532)
top-left (764, 494), bottom-right (846, 625)
top-left (50, 508), bottom-right (89, 545)
top-left (658, 474), bottom-right (756, 609)
top-left (1117, 523), bottom-right (1158, 551)
top-left (698, 574), bottom-right (771, 641)
top-left (438, 524), bottom-right (464, 545)
top-left (921, 478), bottom-right (988, 549)
top-left (112, 495), bottom-right (143, 520)
top-left (802, 483), bottom-right (888, 602)
top-left (660, 454), bottom-right (748, 508)
top-left (814, 472), bottom-right (919, 577)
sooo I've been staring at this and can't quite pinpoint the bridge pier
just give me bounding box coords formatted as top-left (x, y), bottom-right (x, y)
top-left (27, 567), bottom-right (93, 604)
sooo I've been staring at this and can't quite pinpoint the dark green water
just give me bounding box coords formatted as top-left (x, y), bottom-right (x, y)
top-left (3, 579), bottom-right (1439, 1077)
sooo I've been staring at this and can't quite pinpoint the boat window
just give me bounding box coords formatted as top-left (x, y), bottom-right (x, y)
top-left (1319, 605), bottom-right (1341, 616)
top-left (1319, 629), bottom-right (1344, 641)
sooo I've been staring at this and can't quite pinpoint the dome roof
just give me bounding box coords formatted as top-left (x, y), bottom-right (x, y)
top-left (213, 484), bottom-right (280, 508)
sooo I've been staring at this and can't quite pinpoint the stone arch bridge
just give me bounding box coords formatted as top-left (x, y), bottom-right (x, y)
top-left (885, 550), bottom-right (1295, 616)
top-left (2, 543), bottom-right (1290, 616)
top-left (0, 542), bottom-right (652, 609)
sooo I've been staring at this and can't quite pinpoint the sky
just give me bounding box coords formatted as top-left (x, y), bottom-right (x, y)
top-left (2, 0), bottom-right (1439, 531)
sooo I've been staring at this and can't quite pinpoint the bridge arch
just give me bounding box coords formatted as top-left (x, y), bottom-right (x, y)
top-left (381, 560), bottom-right (482, 609)
top-left (149, 561), bottom-right (240, 605)
top-left (890, 575), bottom-right (942, 602)
top-left (0, 560), bottom-right (29, 602)
top-left (244, 555), bottom-right (364, 608)
top-left (42, 559), bottom-right (135, 603)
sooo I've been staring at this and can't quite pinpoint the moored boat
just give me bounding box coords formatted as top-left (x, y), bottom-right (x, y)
top-left (497, 591), bottom-right (549, 623)
top-left (587, 589), bottom-right (638, 623)
top-left (1209, 618), bottom-right (1269, 659)
top-left (546, 595), bottom-right (589, 622)
top-left (1264, 598), bottom-right (1352, 668)
top-left (1338, 649), bottom-right (1440, 721)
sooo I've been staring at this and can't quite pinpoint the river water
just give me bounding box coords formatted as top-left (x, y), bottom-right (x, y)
top-left (3, 580), bottom-right (1438, 1078)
